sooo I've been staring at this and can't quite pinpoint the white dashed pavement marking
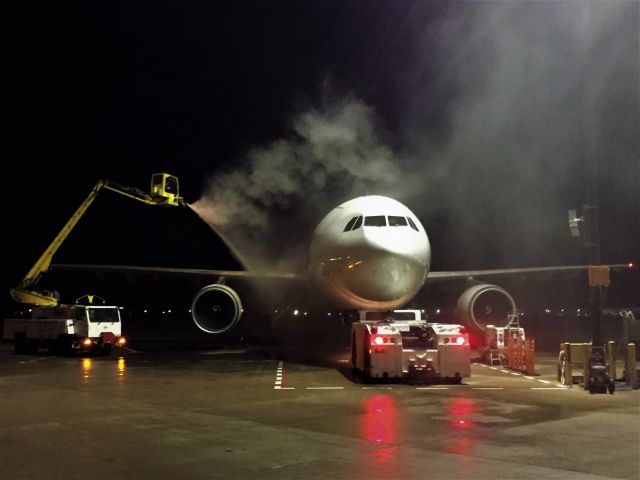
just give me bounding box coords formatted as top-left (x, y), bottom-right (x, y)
top-left (274, 361), bottom-right (295, 390)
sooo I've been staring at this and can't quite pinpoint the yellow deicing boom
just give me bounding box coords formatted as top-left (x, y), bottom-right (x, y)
top-left (10, 173), bottom-right (182, 306)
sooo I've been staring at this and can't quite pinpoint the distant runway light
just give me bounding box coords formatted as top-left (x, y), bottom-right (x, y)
top-left (436, 309), bottom-right (441, 314)
top-left (293, 309), bottom-right (299, 316)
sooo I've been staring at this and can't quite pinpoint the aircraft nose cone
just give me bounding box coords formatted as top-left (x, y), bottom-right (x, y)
top-left (343, 251), bottom-right (427, 303)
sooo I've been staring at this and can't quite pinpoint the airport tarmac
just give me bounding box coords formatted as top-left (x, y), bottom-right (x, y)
top-left (0, 343), bottom-right (638, 480)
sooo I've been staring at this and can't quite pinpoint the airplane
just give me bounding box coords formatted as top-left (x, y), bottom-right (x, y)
top-left (52, 194), bottom-right (633, 343)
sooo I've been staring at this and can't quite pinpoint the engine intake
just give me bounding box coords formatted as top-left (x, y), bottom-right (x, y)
top-left (191, 284), bottom-right (243, 334)
top-left (455, 284), bottom-right (516, 335)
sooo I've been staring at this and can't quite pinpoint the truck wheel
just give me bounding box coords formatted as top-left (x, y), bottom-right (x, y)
top-left (608, 382), bottom-right (615, 394)
top-left (54, 336), bottom-right (72, 356)
top-left (100, 344), bottom-right (112, 356)
top-left (14, 334), bottom-right (27, 354)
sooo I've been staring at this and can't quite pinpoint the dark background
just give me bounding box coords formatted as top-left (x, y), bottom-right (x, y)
top-left (5, 1), bottom-right (639, 324)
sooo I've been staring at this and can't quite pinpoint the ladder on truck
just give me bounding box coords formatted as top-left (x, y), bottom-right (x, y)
top-left (504, 313), bottom-right (524, 370)
top-left (488, 349), bottom-right (502, 366)
top-left (506, 313), bottom-right (523, 344)
top-left (507, 313), bottom-right (521, 334)
top-left (487, 313), bottom-right (520, 367)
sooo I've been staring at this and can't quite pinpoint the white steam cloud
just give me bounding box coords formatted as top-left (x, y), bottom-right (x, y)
top-left (192, 95), bottom-right (403, 270)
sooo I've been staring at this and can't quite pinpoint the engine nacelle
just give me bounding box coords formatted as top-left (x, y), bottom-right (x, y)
top-left (455, 284), bottom-right (516, 335)
top-left (191, 284), bottom-right (243, 334)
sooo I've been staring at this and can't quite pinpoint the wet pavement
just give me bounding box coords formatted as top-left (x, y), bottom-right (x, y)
top-left (0, 343), bottom-right (638, 479)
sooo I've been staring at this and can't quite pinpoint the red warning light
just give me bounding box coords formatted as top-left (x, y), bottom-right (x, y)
top-left (628, 262), bottom-right (634, 268)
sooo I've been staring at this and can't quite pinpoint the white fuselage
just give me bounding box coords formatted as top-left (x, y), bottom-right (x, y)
top-left (308, 195), bottom-right (431, 310)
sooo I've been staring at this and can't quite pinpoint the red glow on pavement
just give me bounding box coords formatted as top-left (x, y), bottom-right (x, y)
top-left (363, 394), bottom-right (397, 446)
top-left (448, 397), bottom-right (477, 429)
top-left (449, 397), bottom-right (476, 417)
top-left (445, 397), bottom-right (480, 457)
top-left (360, 394), bottom-right (401, 475)
top-left (447, 436), bottom-right (474, 455)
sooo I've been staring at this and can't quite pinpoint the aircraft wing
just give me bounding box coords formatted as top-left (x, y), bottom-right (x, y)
top-left (52, 263), bottom-right (633, 282)
top-left (427, 263), bottom-right (633, 282)
top-left (50, 263), bottom-right (304, 280)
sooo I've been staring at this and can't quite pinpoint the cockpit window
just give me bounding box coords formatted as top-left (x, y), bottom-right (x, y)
top-left (364, 216), bottom-right (386, 227)
top-left (344, 216), bottom-right (363, 232)
top-left (407, 217), bottom-right (419, 231)
top-left (388, 216), bottom-right (408, 227)
top-left (343, 217), bottom-right (358, 232)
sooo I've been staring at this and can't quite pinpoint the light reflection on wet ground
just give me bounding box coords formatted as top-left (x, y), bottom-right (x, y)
top-left (1, 346), bottom-right (638, 479)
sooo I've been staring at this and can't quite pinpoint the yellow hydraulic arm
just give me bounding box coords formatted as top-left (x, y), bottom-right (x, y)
top-left (11, 173), bottom-right (183, 306)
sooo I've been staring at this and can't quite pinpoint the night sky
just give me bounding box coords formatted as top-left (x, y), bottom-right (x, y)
top-left (6, 1), bottom-right (639, 315)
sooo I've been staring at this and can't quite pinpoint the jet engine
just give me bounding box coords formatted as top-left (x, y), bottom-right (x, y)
top-left (191, 284), bottom-right (243, 334)
top-left (455, 284), bottom-right (516, 336)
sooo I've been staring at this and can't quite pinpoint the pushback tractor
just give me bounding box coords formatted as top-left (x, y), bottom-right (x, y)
top-left (351, 310), bottom-right (471, 383)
